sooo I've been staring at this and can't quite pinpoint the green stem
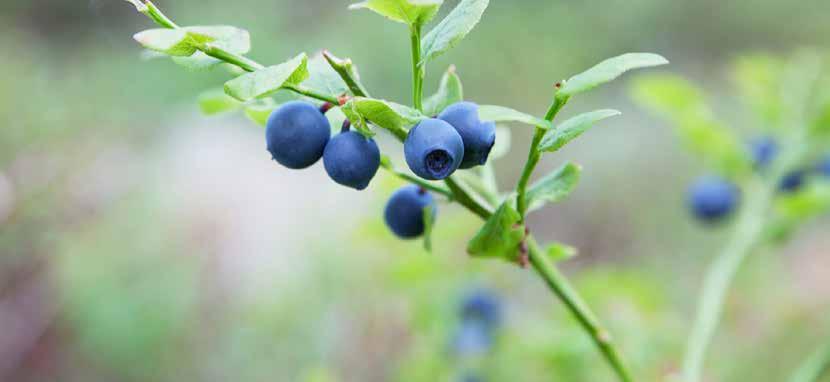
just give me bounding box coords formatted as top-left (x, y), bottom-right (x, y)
top-left (410, 25), bottom-right (424, 111)
top-left (527, 237), bottom-right (634, 382)
top-left (790, 342), bottom-right (830, 382)
top-left (199, 43), bottom-right (264, 72)
top-left (141, 1), bottom-right (179, 29)
top-left (380, 157), bottom-right (454, 198)
top-left (322, 51), bottom-right (370, 97)
top-left (516, 95), bottom-right (569, 220)
top-left (283, 84), bottom-right (341, 105)
top-left (445, 176), bottom-right (493, 219)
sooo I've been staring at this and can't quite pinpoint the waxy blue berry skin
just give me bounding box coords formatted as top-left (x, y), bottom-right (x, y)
top-left (266, 101), bottom-right (331, 169)
top-left (452, 320), bottom-right (493, 356)
top-left (688, 176), bottom-right (740, 223)
top-left (404, 119), bottom-right (465, 180)
top-left (817, 155), bottom-right (830, 177)
top-left (438, 102), bottom-right (497, 169)
top-left (460, 289), bottom-right (502, 329)
top-left (384, 185), bottom-right (436, 239)
top-left (779, 171), bottom-right (806, 193)
top-left (748, 136), bottom-right (778, 169)
top-left (323, 131), bottom-right (380, 190)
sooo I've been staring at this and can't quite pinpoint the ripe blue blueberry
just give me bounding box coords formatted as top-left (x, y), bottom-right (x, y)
top-left (779, 171), bottom-right (806, 193)
top-left (266, 101), bottom-right (331, 169)
top-left (384, 185), bottom-right (437, 239)
top-left (460, 289), bottom-right (502, 329)
top-left (323, 123), bottom-right (380, 190)
top-left (438, 102), bottom-right (497, 169)
top-left (748, 136), bottom-right (778, 169)
top-left (452, 320), bottom-right (493, 356)
top-left (688, 176), bottom-right (740, 223)
top-left (816, 155), bottom-right (830, 177)
top-left (404, 118), bottom-right (465, 180)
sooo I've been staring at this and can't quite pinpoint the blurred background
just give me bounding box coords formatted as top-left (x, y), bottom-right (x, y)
top-left (2, 0), bottom-right (830, 381)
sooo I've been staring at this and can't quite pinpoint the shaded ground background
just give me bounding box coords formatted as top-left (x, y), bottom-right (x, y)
top-left (1, 0), bottom-right (829, 381)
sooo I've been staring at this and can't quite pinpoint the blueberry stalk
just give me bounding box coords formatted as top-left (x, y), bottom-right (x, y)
top-left (380, 156), bottom-right (454, 198)
top-left (410, 24), bottom-right (424, 111)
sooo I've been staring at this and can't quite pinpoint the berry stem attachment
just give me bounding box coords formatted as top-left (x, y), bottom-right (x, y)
top-left (341, 119), bottom-right (351, 133)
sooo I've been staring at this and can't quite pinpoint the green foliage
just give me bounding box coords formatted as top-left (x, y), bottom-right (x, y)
top-left (631, 73), bottom-right (751, 178)
top-left (224, 53), bottom-right (309, 101)
top-left (526, 162), bottom-right (581, 212)
top-left (198, 88), bottom-right (242, 115)
top-left (733, 55), bottom-right (785, 128)
top-left (467, 201), bottom-right (525, 262)
top-left (478, 105), bottom-right (551, 129)
top-left (349, 0), bottom-right (443, 26)
top-left (538, 110), bottom-right (621, 153)
top-left (545, 242), bottom-right (578, 262)
top-left (244, 99), bottom-right (278, 126)
top-left (420, 0), bottom-right (490, 65)
top-left (345, 97), bottom-right (425, 138)
top-left (558, 53), bottom-right (669, 98)
top-left (422, 206), bottom-right (435, 252)
top-left (423, 66), bottom-right (464, 116)
top-left (307, 54), bottom-right (350, 97)
top-left (133, 28), bottom-right (209, 56)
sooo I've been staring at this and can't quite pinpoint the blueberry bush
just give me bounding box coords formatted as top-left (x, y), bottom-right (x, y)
top-left (123, 0), bottom-right (669, 380)
top-left (633, 52), bottom-right (830, 382)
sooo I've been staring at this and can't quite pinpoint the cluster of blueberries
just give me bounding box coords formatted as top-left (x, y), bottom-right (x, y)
top-left (452, 289), bottom-right (503, 382)
top-left (266, 100), bottom-right (497, 238)
top-left (688, 137), bottom-right (830, 223)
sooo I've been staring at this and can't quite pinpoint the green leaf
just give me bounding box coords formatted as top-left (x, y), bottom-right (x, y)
top-left (243, 99), bottom-right (278, 126)
top-left (420, 0), bottom-right (489, 65)
top-left (349, 0), bottom-right (443, 26)
top-left (467, 201), bottom-right (525, 262)
top-left (224, 53), bottom-right (309, 102)
top-left (733, 55), bottom-right (784, 127)
top-left (306, 53), bottom-right (350, 97)
top-left (339, 102), bottom-right (374, 138)
top-left (423, 66), bottom-right (464, 116)
top-left (558, 53), bottom-right (669, 97)
top-left (538, 109), bottom-right (620, 153)
top-left (489, 126), bottom-right (511, 160)
top-left (526, 162), bottom-right (581, 212)
top-left (322, 51), bottom-right (371, 97)
top-left (172, 26), bottom-right (251, 70)
top-left (198, 89), bottom-right (242, 115)
top-left (776, 181), bottom-right (830, 221)
top-left (631, 74), bottom-right (751, 177)
top-left (545, 242), bottom-right (578, 262)
top-left (422, 206), bottom-right (434, 252)
top-left (478, 105), bottom-right (551, 129)
top-left (133, 28), bottom-right (210, 56)
top-left (349, 97), bottom-right (426, 137)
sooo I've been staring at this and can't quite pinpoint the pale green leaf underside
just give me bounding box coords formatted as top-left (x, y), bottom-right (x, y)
top-left (198, 89), bottom-right (242, 115)
top-left (420, 0), bottom-right (489, 64)
top-left (527, 162), bottom-right (581, 212)
top-left (538, 109), bottom-right (621, 152)
top-left (467, 201), bottom-right (525, 261)
top-left (349, 0), bottom-right (443, 26)
top-left (559, 53), bottom-right (669, 97)
top-left (488, 126), bottom-right (511, 160)
top-left (172, 26), bottom-right (251, 70)
top-left (224, 53), bottom-right (309, 102)
top-left (423, 66), bottom-right (464, 116)
top-left (133, 29), bottom-right (206, 56)
top-left (243, 99), bottom-right (278, 127)
top-left (478, 105), bottom-right (551, 129)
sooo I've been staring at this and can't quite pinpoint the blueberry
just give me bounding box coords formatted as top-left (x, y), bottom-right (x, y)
top-left (404, 119), bottom-right (465, 180)
top-left (779, 171), bottom-right (806, 193)
top-left (323, 128), bottom-right (380, 190)
top-left (384, 185), bottom-right (437, 239)
top-left (816, 155), bottom-right (830, 177)
top-left (266, 101), bottom-right (331, 169)
top-left (688, 176), bottom-right (740, 223)
top-left (438, 102), bottom-right (497, 169)
top-left (748, 136), bottom-right (778, 170)
top-left (460, 289), bottom-right (502, 329)
top-left (452, 320), bottom-right (493, 356)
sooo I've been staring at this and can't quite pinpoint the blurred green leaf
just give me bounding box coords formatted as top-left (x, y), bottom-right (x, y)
top-left (559, 53), bottom-right (669, 97)
top-left (538, 109), bottom-right (621, 153)
top-left (527, 162), bottom-right (581, 212)
top-left (631, 74), bottom-right (751, 177)
top-left (546, 242), bottom-right (578, 262)
top-left (349, 0), bottom-right (443, 26)
top-left (489, 126), bottom-right (511, 160)
top-left (224, 53), bottom-right (309, 101)
top-left (467, 201), bottom-right (525, 262)
top-left (776, 180), bottom-right (830, 220)
top-left (423, 66), bottom-right (464, 116)
top-left (172, 26), bottom-right (251, 70)
top-left (306, 53), bottom-right (350, 97)
top-left (733, 55), bottom-right (784, 127)
top-left (478, 105), bottom-right (551, 129)
top-left (133, 28), bottom-right (209, 56)
top-left (243, 99), bottom-right (278, 126)
top-left (422, 205), bottom-right (434, 252)
top-left (420, 0), bottom-right (490, 65)
top-left (197, 88), bottom-right (242, 115)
